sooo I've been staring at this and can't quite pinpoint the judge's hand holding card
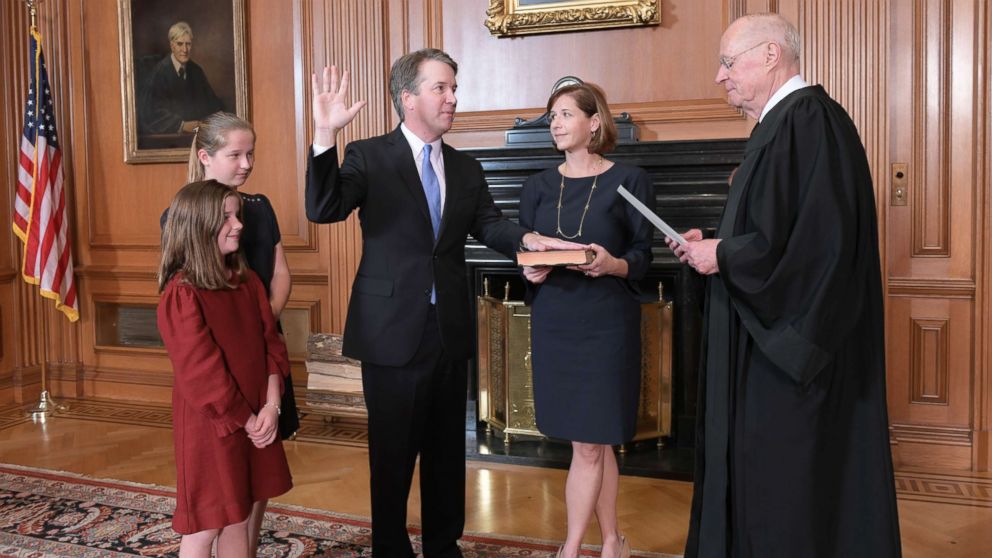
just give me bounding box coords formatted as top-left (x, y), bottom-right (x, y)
top-left (666, 229), bottom-right (722, 275)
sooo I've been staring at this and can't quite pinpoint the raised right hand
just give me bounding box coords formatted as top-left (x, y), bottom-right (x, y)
top-left (312, 66), bottom-right (367, 144)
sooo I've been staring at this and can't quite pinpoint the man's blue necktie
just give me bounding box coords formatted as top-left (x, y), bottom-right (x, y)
top-left (422, 144), bottom-right (442, 238)
top-left (421, 144), bottom-right (441, 304)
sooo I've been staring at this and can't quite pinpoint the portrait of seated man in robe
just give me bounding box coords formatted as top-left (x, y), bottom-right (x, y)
top-left (137, 21), bottom-right (224, 142)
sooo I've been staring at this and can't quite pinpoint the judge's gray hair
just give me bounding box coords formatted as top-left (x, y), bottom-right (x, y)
top-left (389, 48), bottom-right (458, 120)
top-left (169, 21), bottom-right (193, 42)
top-left (736, 13), bottom-right (801, 62)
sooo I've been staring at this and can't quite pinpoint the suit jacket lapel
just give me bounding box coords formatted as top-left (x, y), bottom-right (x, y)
top-left (436, 143), bottom-right (459, 242)
top-left (387, 127), bottom-right (433, 227)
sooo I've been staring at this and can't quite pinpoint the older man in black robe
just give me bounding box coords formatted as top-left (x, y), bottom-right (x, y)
top-left (669, 13), bottom-right (902, 558)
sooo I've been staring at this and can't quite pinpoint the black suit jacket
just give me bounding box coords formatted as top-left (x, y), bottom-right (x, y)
top-left (305, 126), bottom-right (526, 367)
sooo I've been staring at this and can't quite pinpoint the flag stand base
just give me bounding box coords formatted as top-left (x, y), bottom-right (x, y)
top-left (24, 390), bottom-right (68, 420)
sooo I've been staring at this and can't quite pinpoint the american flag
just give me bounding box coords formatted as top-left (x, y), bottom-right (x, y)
top-left (14, 27), bottom-right (78, 322)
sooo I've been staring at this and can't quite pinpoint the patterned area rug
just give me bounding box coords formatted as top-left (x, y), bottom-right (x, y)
top-left (0, 464), bottom-right (680, 557)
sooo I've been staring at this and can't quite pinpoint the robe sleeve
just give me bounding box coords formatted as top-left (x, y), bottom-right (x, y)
top-left (157, 281), bottom-right (253, 436)
top-left (247, 271), bottom-right (290, 383)
top-left (716, 95), bottom-right (877, 386)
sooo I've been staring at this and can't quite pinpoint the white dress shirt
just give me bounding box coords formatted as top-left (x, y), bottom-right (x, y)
top-left (312, 123), bottom-right (447, 210)
top-left (170, 54), bottom-right (185, 77)
top-left (398, 123), bottom-right (447, 210)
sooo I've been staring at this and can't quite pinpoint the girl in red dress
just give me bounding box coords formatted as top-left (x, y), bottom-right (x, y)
top-left (157, 180), bottom-right (292, 557)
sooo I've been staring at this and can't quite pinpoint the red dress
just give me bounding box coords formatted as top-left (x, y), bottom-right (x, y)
top-left (157, 270), bottom-right (293, 534)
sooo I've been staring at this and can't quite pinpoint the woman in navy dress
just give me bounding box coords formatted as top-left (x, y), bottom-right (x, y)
top-left (519, 83), bottom-right (654, 558)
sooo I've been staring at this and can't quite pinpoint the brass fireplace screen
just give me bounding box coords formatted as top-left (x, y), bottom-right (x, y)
top-left (477, 280), bottom-right (673, 445)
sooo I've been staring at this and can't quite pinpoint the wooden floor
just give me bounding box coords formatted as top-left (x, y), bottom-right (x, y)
top-left (1, 405), bottom-right (991, 557)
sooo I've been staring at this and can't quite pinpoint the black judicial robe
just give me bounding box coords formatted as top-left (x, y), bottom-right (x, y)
top-left (139, 57), bottom-right (223, 135)
top-left (684, 86), bottom-right (901, 558)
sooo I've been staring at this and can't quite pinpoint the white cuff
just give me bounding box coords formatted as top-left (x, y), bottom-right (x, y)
top-left (312, 143), bottom-right (332, 157)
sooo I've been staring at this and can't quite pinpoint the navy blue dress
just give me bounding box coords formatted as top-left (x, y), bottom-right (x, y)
top-left (519, 162), bottom-right (655, 444)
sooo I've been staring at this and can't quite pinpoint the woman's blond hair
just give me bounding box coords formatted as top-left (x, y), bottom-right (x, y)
top-left (187, 112), bottom-right (255, 183)
top-left (158, 180), bottom-right (247, 292)
top-left (546, 82), bottom-right (618, 155)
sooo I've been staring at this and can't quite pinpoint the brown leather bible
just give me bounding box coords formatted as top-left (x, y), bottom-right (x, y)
top-left (516, 249), bottom-right (594, 267)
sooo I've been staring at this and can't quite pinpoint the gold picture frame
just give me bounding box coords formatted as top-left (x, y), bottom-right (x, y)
top-left (485, 0), bottom-right (660, 37)
top-left (117, 0), bottom-right (248, 163)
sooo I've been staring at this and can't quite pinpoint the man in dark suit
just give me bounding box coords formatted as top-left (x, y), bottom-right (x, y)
top-left (305, 49), bottom-right (576, 558)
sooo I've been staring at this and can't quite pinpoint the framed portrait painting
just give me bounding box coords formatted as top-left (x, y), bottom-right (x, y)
top-left (485, 0), bottom-right (661, 37)
top-left (117, 0), bottom-right (248, 163)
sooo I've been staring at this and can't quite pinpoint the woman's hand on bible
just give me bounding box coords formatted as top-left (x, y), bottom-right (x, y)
top-left (522, 265), bottom-right (553, 284)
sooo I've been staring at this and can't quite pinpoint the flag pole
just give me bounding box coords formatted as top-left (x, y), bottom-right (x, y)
top-left (23, 0), bottom-right (38, 29)
top-left (19, 0), bottom-right (65, 421)
top-left (26, 307), bottom-right (67, 420)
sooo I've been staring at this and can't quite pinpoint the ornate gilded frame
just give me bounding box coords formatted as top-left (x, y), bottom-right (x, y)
top-left (117, 0), bottom-right (248, 163)
top-left (485, 0), bottom-right (660, 37)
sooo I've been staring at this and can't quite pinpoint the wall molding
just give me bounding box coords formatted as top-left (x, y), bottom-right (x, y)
top-left (76, 266), bottom-right (330, 286)
top-left (92, 345), bottom-right (165, 358)
top-left (424, 0), bottom-right (443, 49)
top-left (910, 318), bottom-right (949, 405)
top-left (76, 266), bottom-right (156, 281)
top-left (912, 0), bottom-right (952, 256)
top-left (289, 272), bottom-right (331, 286)
top-left (978, 0), bottom-right (992, 472)
top-left (292, 0), bottom-right (320, 253)
top-left (451, 99), bottom-right (743, 133)
top-left (887, 277), bottom-right (975, 298)
top-left (81, 366), bottom-right (173, 388)
top-left (890, 422), bottom-right (972, 446)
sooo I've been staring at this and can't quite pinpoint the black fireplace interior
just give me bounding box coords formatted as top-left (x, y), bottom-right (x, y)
top-left (460, 138), bottom-right (746, 478)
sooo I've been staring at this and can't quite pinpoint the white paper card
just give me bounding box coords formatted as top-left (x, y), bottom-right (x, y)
top-left (616, 185), bottom-right (687, 246)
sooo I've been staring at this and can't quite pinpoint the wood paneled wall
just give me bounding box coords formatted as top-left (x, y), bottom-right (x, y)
top-left (885, 0), bottom-right (991, 470)
top-left (0, 1), bottom-right (80, 407)
top-left (1, 0), bottom-right (990, 471)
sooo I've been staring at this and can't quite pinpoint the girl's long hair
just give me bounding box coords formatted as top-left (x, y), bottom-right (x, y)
top-left (158, 180), bottom-right (247, 292)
